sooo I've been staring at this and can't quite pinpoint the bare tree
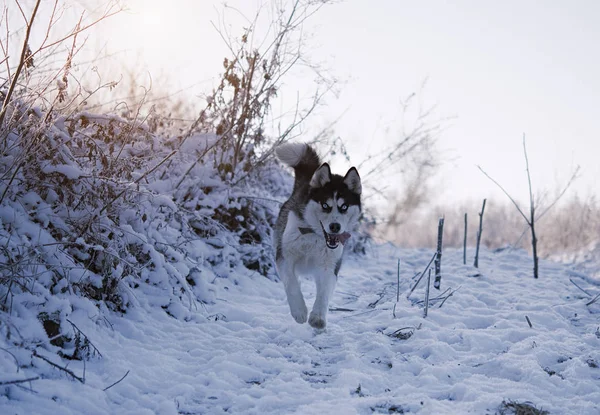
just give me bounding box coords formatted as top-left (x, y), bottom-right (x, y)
top-left (478, 135), bottom-right (579, 278)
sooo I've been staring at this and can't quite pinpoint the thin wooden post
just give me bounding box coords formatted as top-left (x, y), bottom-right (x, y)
top-left (474, 199), bottom-right (487, 268)
top-left (463, 213), bottom-right (467, 265)
top-left (396, 259), bottom-right (400, 302)
top-left (424, 269), bottom-right (431, 318)
top-left (434, 217), bottom-right (444, 289)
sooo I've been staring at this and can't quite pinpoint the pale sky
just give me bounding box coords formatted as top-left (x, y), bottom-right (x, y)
top-left (81, 1), bottom-right (600, 206)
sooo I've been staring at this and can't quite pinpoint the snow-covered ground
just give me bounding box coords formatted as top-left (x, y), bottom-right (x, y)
top-left (1, 243), bottom-right (599, 414)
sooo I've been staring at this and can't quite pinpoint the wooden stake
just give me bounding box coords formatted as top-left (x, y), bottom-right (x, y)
top-left (463, 213), bottom-right (467, 265)
top-left (474, 199), bottom-right (487, 268)
top-left (396, 259), bottom-right (400, 302)
top-left (424, 269), bottom-right (431, 318)
top-left (434, 217), bottom-right (444, 289)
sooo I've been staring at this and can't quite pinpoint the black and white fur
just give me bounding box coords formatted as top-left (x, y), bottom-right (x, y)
top-left (273, 143), bottom-right (362, 329)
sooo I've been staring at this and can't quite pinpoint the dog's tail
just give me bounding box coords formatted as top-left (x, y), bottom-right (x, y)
top-left (275, 142), bottom-right (321, 191)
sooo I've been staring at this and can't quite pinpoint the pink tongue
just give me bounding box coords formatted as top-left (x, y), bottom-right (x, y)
top-left (337, 232), bottom-right (352, 245)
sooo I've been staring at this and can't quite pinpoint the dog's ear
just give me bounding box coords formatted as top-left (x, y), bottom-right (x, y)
top-left (310, 163), bottom-right (331, 188)
top-left (343, 167), bottom-right (362, 195)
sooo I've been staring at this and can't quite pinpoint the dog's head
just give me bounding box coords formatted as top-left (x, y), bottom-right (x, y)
top-left (304, 163), bottom-right (362, 249)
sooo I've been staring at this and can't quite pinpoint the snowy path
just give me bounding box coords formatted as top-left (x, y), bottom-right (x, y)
top-left (2, 246), bottom-right (600, 414)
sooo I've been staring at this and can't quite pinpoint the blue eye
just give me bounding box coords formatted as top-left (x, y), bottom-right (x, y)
top-left (322, 202), bottom-right (331, 211)
top-left (340, 204), bottom-right (348, 212)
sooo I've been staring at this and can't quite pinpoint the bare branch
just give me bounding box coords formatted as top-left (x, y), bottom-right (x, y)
top-left (407, 252), bottom-right (436, 299)
top-left (36, 2), bottom-right (122, 54)
top-left (538, 166), bottom-right (580, 221)
top-left (0, 376), bottom-right (39, 386)
top-left (103, 370), bottom-right (130, 391)
top-left (569, 278), bottom-right (592, 297)
top-left (0, 0), bottom-right (42, 127)
top-left (477, 165), bottom-right (529, 224)
top-left (40, 0), bottom-right (60, 49)
top-left (586, 292), bottom-right (600, 307)
top-left (33, 350), bottom-right (84, 383)
top-left (14, 0), bottom-right (28, 24)
top-left (523, 135), bottom-right (535, 217)
top-left (0, 6), bottom-right (11, 78)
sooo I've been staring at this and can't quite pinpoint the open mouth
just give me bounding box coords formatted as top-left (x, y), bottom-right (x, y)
top-left (319, 222), bottom-right (351, 250)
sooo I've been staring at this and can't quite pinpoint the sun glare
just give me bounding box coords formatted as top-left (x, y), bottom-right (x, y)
top-left (112, 0), bottom-right (186, 71)
top-left (130, 0), bottom-right (167, 36)
top-left (138, 7), bottom-right (161, 28)
top-left (105, 0), bottom-right (224, 91)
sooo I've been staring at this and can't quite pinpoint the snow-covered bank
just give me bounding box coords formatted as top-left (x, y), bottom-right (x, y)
top-left (2, 245), bottom-right (599, 414)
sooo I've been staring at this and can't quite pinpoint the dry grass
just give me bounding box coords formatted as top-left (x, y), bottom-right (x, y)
top-left (497, 399), bottom-right (550, 415)
top-left (382, 195), bottom-right (600, 261)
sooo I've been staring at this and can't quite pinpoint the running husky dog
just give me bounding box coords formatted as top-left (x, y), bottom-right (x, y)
top-left (273, 143), bottom-right (362, 329)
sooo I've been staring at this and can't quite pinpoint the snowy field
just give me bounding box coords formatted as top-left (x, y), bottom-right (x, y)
top-left (1, 244), bottom-right (599, 414)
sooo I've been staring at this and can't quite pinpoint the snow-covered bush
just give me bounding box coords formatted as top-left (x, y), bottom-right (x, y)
top-left (0, 0), bottom-right (354, 374)
top-left (0, 91), bottom-right (305, 378)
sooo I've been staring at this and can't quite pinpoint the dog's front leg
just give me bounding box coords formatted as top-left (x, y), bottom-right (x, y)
top-left (277, 259), bottom-right (308, 324)
top-left (309, 273), bottom-right (337, 329)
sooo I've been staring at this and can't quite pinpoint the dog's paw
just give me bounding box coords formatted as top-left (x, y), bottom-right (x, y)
top-left (308, 312), bottom-right (326, 329)
top-left (290, 304), bottom-right (308, 324)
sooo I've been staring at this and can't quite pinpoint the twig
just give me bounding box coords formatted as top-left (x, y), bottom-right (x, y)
top-left (586, 292), bottom-right (600, 307)
top-left (103, 370), bottom-right (130, 391)
top-left (0, 0), bottom-right (42, 127)
top-left (33, 350), bottom-right (84, 383)
top-left (477, 166), bottom-right (528, 222)
top-left (525, 315), bottom-right (533, 328)
top-left (328, 307), bottom-right (355, 312)
top-left (99, 150), bottom-right (176, 217)
top-left (437, 288), bottom-right (456, 308)
top-left (66, 319), bottom-right (103, 358)
top-left (569, 278), bottom-right (591, 297)
top-left (78, 150), bottom-right (176, 238)
top-left (0, 377), bottom-right (39, 386)
top-left (438, 296), bottom-right (456, 308)
top-left (368, 290), bottom-right (386, 308)
top-left (36, 4), bottom-right (122, 53)
top-left (0, 161), bottom-right (24, 205)
top-left (407, 252), bottom-right (436, 299)
top-left (424, 269), bottom-right (431, 318)
top-left (385, 326), bottom-right (418, 340)
top-left (0, 347), bottom-right (19, 369)
top-left (414, 287), bottom-right (452, 305)
top-left (537, 166), bottom-right (580, 221)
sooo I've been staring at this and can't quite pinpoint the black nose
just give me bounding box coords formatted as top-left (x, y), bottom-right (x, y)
top-left (329, 223), bottom-right (341, 233)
